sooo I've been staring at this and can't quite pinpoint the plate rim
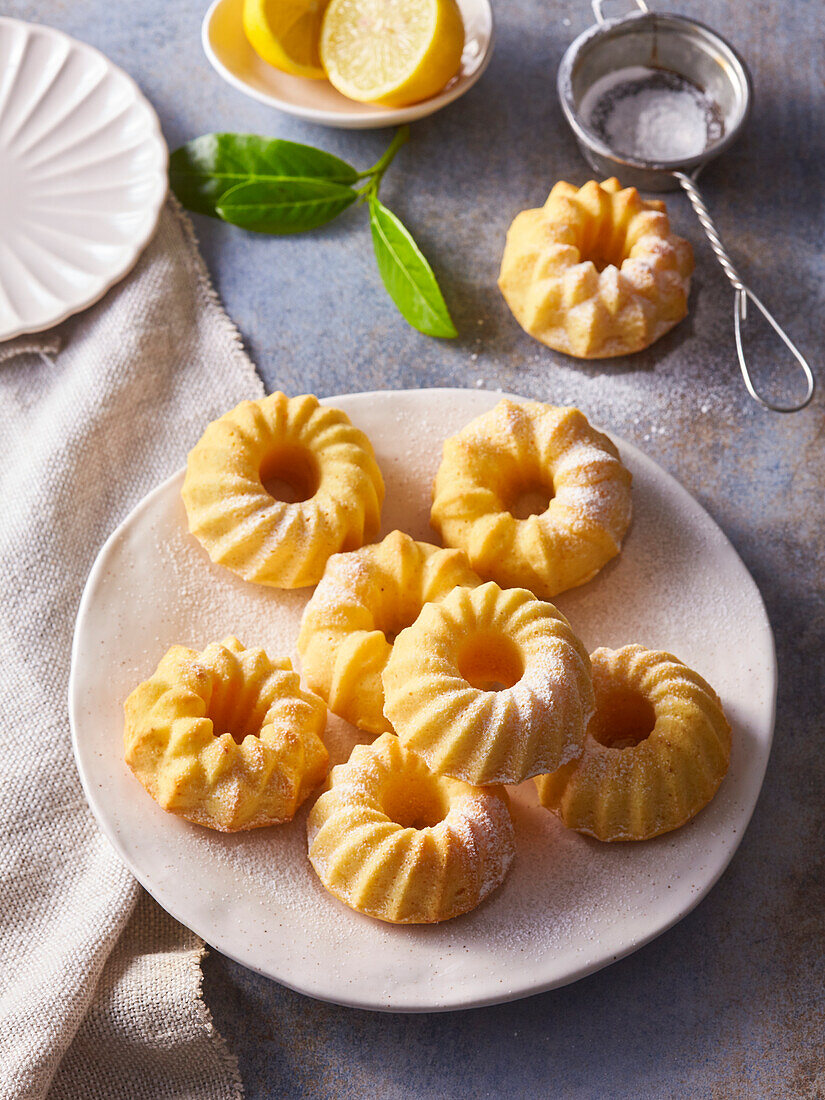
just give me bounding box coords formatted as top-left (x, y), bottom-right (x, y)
top-left (69, 387), bottom-right (778, 1012)
top-left (0, 16), bottom-right (169, 342)
top-left (201, 0), bottom-right (495, 130)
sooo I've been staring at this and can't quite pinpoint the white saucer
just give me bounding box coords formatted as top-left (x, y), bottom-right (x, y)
top-left (202, 0), bottom-right (494, 129)
top-left (0, 18), bottom-right (168, 342)
top-left (70, 389), bottom-right (776, 1012)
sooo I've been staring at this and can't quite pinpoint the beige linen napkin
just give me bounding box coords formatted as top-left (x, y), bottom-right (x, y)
top-left (0, 199), bottom-right (263, 1099)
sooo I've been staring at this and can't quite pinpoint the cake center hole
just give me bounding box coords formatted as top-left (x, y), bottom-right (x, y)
top-left (582, 246), bottom-right (626, 274)
top-left (590, 686), bottom-right (656, 749)
top-left (382, 778), bottom-right (447, 831)
top-left (458, 633), bottom-right (523, 692)
top-left (221, 727), bottom-right (254, 745)
top-left (210, 713), bottom-right (260, 746)
top-left (260, 445), bottom-right (319, 504)
top-left (379, 604), bottom-right (422, 646)
top-left (207, 688), bottom-right (263, 745)
top-left (509, 480), bottom-right (554, 520)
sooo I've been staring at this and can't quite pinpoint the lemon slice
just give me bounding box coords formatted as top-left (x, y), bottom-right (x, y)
top-left (319, 0), bottom-right (465, 107)
top-left (243, 0), bottom-right (330, 80)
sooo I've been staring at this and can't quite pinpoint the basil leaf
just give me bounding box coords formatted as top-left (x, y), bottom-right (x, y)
top-left (216, 178), bottom-right (357, 234)
top-left (169, 133), bottom-right (358, 217)
top-left (368, 196), bottom-right (457, 338)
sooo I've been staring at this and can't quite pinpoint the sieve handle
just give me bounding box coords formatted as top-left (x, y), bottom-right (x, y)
top-left (673, 171), bottom-right (815, 413)
top-left (591, 0), bottom-right (649, 22)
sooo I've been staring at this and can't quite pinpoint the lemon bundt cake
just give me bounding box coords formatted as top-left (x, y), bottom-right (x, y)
top-left (430, 399), bottom-right (632, 599)
top-left (124, 637), bottom-right (329, 832)
top-left (499, 178), bottom-right (694, 358)
top-left (382, 582), bottom-right (594, 786)
top-left (307, 733), bottom-right (515, 923)
top-left (182, 392), bottom-right (384, 589)
top-left (298, 530), bottom-right (481, 735)
top-left (535, 645), bottom-right (731, 841)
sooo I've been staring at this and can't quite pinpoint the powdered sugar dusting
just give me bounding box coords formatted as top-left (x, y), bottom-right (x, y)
top-left (73, 390), bottom-right (773, 1007)
top-left (558, 482), bottom-right (630, 539)
top-left (441, 402), bottom-right (632, 548)
top-left (580, 66), bottom-right (724, 163)
top-left (302, 547), bottom-right (372, 615)
top-left (452, 793), bottom-right (516, 901)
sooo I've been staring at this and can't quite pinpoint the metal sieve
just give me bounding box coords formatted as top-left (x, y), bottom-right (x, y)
top-left (557, 0), bottom-right (815, 413)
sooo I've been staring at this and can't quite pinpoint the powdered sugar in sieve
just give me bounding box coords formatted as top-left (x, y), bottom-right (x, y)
top-left (580, 65), bottom-right (724, 163)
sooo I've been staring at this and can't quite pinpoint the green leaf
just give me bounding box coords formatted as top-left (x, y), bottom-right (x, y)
top-left (169, 133), bottom-right (358, 218)
top-left (216, 178), bottom-right (357, 234)
top-left (368, 196), bottom-right (457, 338)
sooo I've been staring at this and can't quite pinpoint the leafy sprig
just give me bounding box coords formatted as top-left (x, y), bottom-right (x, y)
top-left (169, 126), bottom-right (456, 338)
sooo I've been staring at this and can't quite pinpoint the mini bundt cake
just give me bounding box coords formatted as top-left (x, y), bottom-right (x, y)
top-left (535, 645), bottom-right (731, 841)
top-left (182, 392), bottom-right (384, 589)
top-left (297, 530), bottom-right (481, 735)
top-left (382, 582), bottom-right (594, 786)
top-left (124, 636), bottom-right (329, 832)
top-left (430, 398), bottom-right (632, 598)
top-left (307, 733), bottom-right (515, 923)
top-left (499, 178), bottom-right (694, 358)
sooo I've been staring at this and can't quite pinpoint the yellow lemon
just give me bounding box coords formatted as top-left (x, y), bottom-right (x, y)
top-left (243, 0), bottom-right (330, 80)
top-left (319, 0), bottom-right (465, 107)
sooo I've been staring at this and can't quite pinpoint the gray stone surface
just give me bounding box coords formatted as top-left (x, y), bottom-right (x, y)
top-left (10, 0), bottom-right (823, 1094)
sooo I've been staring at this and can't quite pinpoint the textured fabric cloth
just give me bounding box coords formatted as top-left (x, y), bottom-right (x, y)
top-left (0, 200), bottom-right (262, 1099)
top-left (0, 331), bottom-right (62, 365)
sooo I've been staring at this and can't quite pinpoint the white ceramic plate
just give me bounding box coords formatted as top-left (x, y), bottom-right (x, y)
top-left (70, 389), bottom-right (776, 1012)
top-left (0, 18), bottom-right (168, 342)
top-left (202, 0), bottom-right (494, 129)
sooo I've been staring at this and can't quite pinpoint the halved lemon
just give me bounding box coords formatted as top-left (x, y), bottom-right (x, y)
top-left (243, 0), bottom-right (330, 80)
top-left (319, 0), bottom-right (465, 107)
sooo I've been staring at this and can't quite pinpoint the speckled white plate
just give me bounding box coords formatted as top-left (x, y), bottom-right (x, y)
top-left (202, 0), bottom-right (494, 129)
top-left (70, 389), bottom-right (776, 1012)
top-left (0, 18), bottom-right (168, 342)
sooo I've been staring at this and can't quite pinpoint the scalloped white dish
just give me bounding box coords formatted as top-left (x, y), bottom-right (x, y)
top-left (0, 18), bottom-right (168, 341)
top-left (70, 389), bottom-right (776, 1012)
top-left (202, 0), bottom-right (494, 129)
